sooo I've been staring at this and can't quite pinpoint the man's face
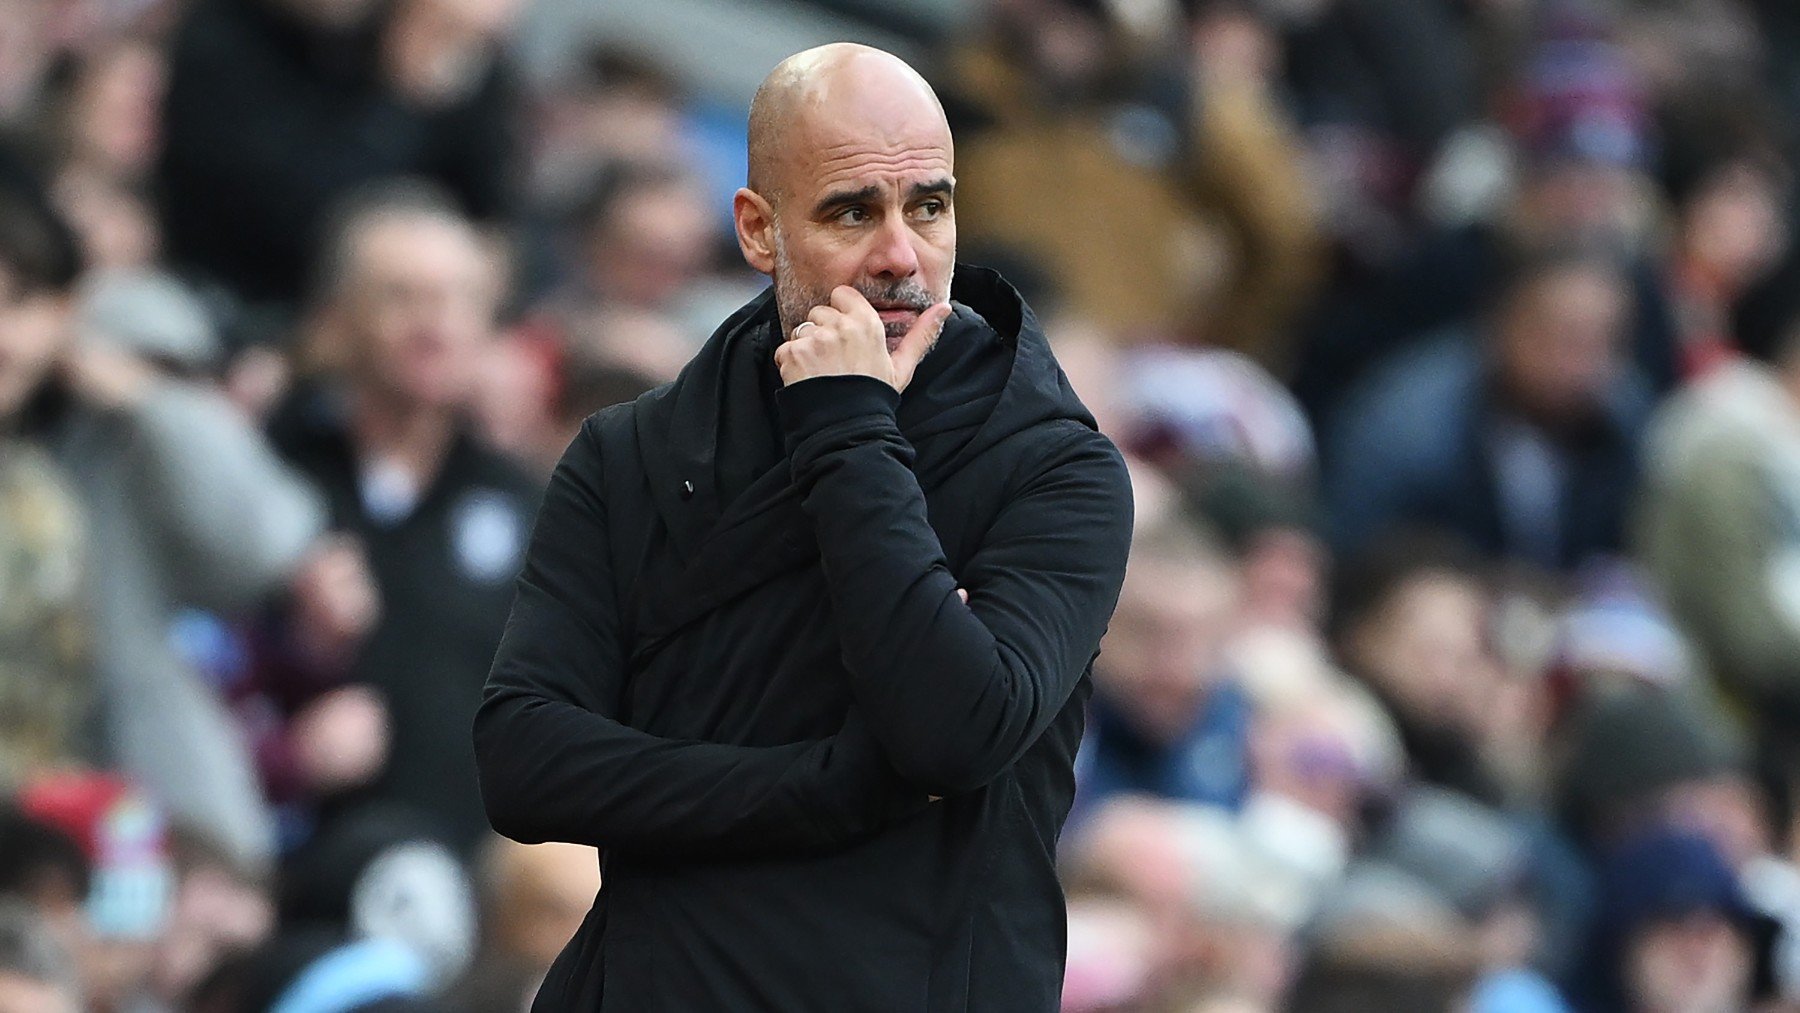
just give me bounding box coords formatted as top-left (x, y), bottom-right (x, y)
top-left (1494, 263), bottom-right (1628, 425)
top-left (1097, 558), bottom-right (1238, 743)
top-left (589, 180), bottom-right (716, 309)
top-left (1347, 572), bottom-right (1497, 731)
top-left (763, 99), bottom-right (956, 350)
top-left (0, 263), bottom-right (71, 419)
top-left (1626, 913), bottom-right (1752, 1013)
top-left (336, 215), bottom-right (497, 411)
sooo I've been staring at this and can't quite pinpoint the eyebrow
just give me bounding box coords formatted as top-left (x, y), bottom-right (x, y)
top-left (811, 178), bottom-right (956, 218)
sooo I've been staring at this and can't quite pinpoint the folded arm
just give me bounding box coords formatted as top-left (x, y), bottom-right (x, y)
top-left (473, 416), bottom-right (922, 858)
top-left (780, 376), bottom-right (1134, 797)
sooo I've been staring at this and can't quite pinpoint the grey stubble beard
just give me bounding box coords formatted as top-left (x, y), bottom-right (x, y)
top-left (771, 225), bottom-right (951, 348)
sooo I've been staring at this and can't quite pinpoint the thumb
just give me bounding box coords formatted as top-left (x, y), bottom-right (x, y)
top-left (889, 302), bottom-right (952, 391)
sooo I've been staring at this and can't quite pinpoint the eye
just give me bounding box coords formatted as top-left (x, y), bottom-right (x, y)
top-left (913, 199), bottom-right (946, 221)
top-left (835, 206), bottom-right (870, 225)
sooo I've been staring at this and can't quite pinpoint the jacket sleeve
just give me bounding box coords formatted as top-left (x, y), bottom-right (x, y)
top-left (779, 375), bottom-right (1134, 797)
top-left (473, 416), bottom-right (924, 857)
top-left (129, 383), bottom-right (327, 610)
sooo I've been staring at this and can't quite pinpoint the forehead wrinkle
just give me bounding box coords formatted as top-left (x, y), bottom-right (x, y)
top-left (811, 149), bottom-right (953, 190)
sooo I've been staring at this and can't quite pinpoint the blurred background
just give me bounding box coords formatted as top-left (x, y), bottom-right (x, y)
top-left (2, 0), bottom-right (1800, 1009)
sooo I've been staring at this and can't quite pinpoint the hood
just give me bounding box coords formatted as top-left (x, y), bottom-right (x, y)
top-left (630, 263), bottom-right (1097, 560)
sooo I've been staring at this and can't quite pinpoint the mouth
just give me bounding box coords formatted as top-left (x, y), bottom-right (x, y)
top-left (870, 304), bottom-right (922, 328)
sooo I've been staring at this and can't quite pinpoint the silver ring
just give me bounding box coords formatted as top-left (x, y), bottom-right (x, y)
top-left (792, 321), bottom-right (818, 338)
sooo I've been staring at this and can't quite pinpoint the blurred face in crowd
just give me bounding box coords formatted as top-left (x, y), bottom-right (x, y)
top-left (735, 46), bottom-right (956, 350)
top-left (1625, 913), bottom-right (1752, 1013)
top-left (992, 0), bottom-right (1111, 95)
top-left (1492, 261), bottom-right (1629, 426)
top-left (150, 862), bottom-right (273, 1003)
top-left (1344, 570), bottom-right (1496, 732)
top-left (332, 211), bottom-right (498, 412)
top-left (1516, 160), bottom-right (1651, 256)
top-left (0, 971), bottom-right (78, 1013)
top-left (65, 41), bottom-right (164, 178)
top-left (1679, 160), bottom-right (1786, 290)
top-left (587, 177), bottom-right (717, 309)
top-left (1098, 553), bottom-right (1240, 743)
top-left (0, 261), bottom-right (72, 420)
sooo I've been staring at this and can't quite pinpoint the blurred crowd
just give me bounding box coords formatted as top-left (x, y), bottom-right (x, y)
top-left (2, 0), bottom-right (1800, 1010)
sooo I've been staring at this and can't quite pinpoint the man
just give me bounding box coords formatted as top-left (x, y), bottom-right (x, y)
top-left (271, 182), bottom-right (540, 855)
top-left (159, 0), bottom-right (518, 307)
top-left (1323, 249), bottom-right (1650, 571)
top-left (1078, 514), bottom-right (1249, 812)
top-left (474, 43), bottom-right (1134, 1010)
top-left (1636, 251), bottom-right (1800, 817)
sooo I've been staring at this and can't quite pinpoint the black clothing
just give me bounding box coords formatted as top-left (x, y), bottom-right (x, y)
top-left (474, 266), bottom-right (1133, 1011)
top-left (158, 0), bottom-right (514, 306)
top-left (273, 395), bottom-right (539, 854)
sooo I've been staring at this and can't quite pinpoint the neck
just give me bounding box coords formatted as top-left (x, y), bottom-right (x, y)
top-left (349, 388), bottom-right (455, 480)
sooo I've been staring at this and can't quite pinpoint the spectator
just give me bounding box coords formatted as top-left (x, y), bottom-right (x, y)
top-left (1291, 24), bottom-right (1676, 415)
top-left (1323, 249), bottom-right (1651, 572)
top-left (0, 805), bottom-right (88, 968)
top-left (19, 772), bottom-right (174, 1013)
top-left (157, 0), bottom-right (520, 307)
top-left (1288, 863), bottom-right (1481, 1013)
top-left (271, 182), bottom-right (538, 854)
top-left (1331, 536), bottom-right (1523, 806)
top-left (560, 159), bottom-right (721, 316)
top-left (1656, 145), bottom-right (1788, 379)
top-left (1079, 514), bottom-right (1248, 812)
top-left (1576, 829), bottom-right (1761, 1013)
top-left (151, 827), bottom-right (275, 1009)
top-left (944, 0), bottom-right (1323, 357)
top-left (1, 185), bottom-right (321, 868)
top-left (1636, 253), bottom-right (1800, 785)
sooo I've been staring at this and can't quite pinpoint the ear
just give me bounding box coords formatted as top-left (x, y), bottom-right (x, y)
top-left (733, 187), bottom-right (777, 275)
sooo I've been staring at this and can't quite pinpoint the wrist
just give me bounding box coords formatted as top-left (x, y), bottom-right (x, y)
top-left (776, 374), bottom-right (899, 444)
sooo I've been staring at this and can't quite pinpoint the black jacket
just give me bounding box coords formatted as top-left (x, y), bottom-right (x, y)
top-left (474, 266), bottom-right (1133, 1011)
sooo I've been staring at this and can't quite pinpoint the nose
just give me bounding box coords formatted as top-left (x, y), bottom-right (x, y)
top-left (864, 214), bottom-right (920, 280)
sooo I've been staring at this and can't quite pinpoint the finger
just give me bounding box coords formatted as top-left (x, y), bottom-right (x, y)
top-left (805, 304), bottom-right (839, 329)
top-left (831, 286), bottom-right (887, 337)
top-left (956, 588), bottom-right (969, 604)
top-left (829, 285), bottom-right (875, 319)
top-left (889, 302), bottom-right (953, 387)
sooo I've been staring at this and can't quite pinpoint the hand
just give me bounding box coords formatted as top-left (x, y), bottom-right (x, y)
top-left (774, 286), bottom-right (952, 393)
top-left (288, 534), bottom-right (382, 662)
top-left (290, 685), bottom-right (389, 793)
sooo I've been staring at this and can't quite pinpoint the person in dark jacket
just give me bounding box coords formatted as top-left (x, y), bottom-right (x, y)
top-left (272, 182), bottom-right (539, 856)
top-left (1321, 249), bottom-right (1651, 572)
top-left (473, 43), bottom-right (1134, 1012)
top-left (157, 0), bottom-right (516, 309)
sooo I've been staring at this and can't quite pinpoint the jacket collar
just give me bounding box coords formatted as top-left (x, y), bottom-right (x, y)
top-left (631, 264), bottom-right (1080, 559)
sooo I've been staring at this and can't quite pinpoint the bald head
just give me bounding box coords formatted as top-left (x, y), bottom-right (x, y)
top-left (733, 44), bottom-right (957, 341)
top-left (746, 43), bottom-right (950, 205)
